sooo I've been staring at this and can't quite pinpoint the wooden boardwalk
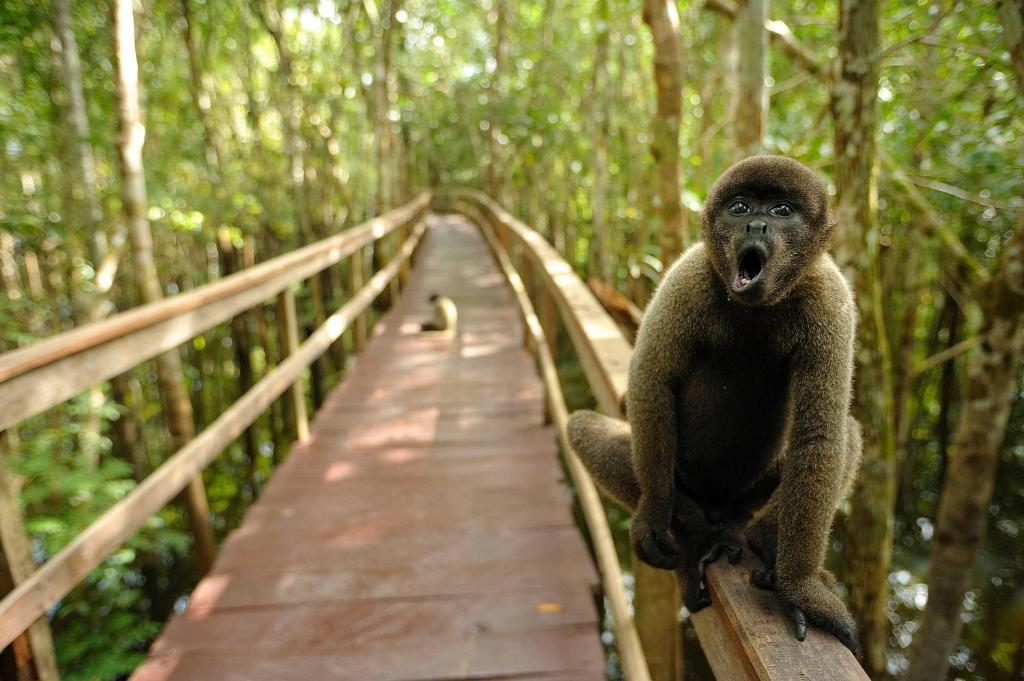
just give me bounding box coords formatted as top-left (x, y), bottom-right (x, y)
top-left (130, 215), bottom-right (606, 681)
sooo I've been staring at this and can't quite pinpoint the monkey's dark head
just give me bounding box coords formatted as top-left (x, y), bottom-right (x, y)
top-left (702, 155), bottom-right (833, 306)
top-left (428, 293), bottom-right (439, 302)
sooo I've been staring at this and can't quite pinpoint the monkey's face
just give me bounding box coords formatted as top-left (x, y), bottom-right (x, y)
top-left (713, 194), bottom-right (809, 305)
top-left (701, 156), bottom-right (833, 306)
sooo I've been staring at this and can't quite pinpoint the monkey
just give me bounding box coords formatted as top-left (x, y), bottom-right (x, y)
top-left (567, 156), bottom-right (863, 655)
top-left (420, 293), bottom-right (458, 334)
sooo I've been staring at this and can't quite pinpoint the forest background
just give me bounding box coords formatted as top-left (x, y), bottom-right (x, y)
top-left (0, 1), bottom-right (1022, 680)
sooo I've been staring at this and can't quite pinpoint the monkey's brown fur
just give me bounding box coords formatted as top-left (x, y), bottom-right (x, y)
top-left (567, 156), bottom-right (863, 654)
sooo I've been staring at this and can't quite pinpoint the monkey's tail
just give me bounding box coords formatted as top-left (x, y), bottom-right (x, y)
top-left (567, 410), bottom-right (640, 510)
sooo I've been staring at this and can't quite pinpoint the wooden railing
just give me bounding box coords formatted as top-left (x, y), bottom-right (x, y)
top-left (446, 189), bottom-right (869, 681)
top-left (0, 192), bottom-right (430, 650)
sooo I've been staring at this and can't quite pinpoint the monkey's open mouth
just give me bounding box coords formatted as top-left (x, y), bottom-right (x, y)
top-left (733, 246), bottom-right (765, 292)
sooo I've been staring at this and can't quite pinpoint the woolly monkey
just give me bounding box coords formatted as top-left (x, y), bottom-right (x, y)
top-left (568, 155), bottom-right (862, 654)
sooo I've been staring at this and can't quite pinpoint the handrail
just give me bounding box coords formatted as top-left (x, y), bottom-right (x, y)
top-left (0, 199), bottom-right (429, 650)
top-left (471, 209), bottom-right (652, 681)
top-left (0, 191), bottom-right (430, 432)
top-left (448, 189), bottom-right (869, 681)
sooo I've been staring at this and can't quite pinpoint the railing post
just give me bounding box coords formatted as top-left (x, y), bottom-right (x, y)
top-left (276, 286), bottom-right (309, 443)
top-left (307, 274), bottom-right (330, 407)
top-left (0, 431), bottom-right (58, 681)
top-left (635, 563), bottom-right (684, 681)
top-left (398, 221), bottom-right (412, 286)
top-left (349, 247), bottom-right (369, 350)
top-left (387, 230), bottom-right (401, 302)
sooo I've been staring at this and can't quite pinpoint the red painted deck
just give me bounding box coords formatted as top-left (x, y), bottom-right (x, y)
top-left (130, 215), bottom-right (605, 681)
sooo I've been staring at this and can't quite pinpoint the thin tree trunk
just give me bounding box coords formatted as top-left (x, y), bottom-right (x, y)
top-left (591, 0), bottom-right (612, 283)
top-left (53, 0), bottom-right (106, 263)
top-left (486, 0), bottom-right (508, 202)
top-left (906, 213), bottom-right (1024, 681)
top-left (829, 0), bottom-right (893, 674)
top-left (998, 0), bottom-right (1024, 93)
top-left (733, 0), bottom-right (767, 158)
top-left (256, 0), bottom-right (315, 243)
top-left (112, 0), bottom-right (216, 574)
top-left (55, 0), bottom-right (126, 470)
top-left (0, 432), bottom-right (59, 681)
top-left (642, 0), bottom-right (687, 266)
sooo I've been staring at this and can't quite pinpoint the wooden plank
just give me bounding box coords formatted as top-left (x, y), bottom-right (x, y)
top-left (453, 190), bottom-right (869, 681)
top-left (0, 221), bottom-right (427, 650)
top-left (0, 193), bottom-right (429, 431)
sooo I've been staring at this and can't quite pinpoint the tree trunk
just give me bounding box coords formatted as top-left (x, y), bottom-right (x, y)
top-left (486, 0), bottom-right (508, 202)
top-left (906, 213), bottom-right (1024, 681)
top-left (0, 432), bottom-right (59, 681)
top-left (733, 0), bottom-right (767, 158)
top-left (642, 0), bottom-right (687, 266)
top-left (591, 0), bottom-right (612, 283)
top-left (634, 10), bottom-right (688, 662)
top-left (998, 0), bottom-right (1024, 94)
top-left (829, 0), bottom-right (892, 674)
top-left (366, 0), bottom-right (402, 213)
top-left (257, 0), bottom-right (315, 243)
top-left (53, 0), bottom-right (105, 263)
top-left (112, 0), bottom-right (216, 574)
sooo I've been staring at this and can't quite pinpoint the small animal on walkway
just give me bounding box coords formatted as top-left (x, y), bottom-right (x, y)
top-left (420, 293), bottom-right (458, 334)
top-left (567, 155), bottom-right (863, 655)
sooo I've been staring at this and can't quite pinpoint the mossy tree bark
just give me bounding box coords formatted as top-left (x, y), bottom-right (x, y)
top-left (590, 0), bottom-right (612, 283)
top-left (829, 0), bottom-right (894, 674)
top-left (642, 0), bottom-right (687, 267)
top-left (733, 0), bottom-right (767, 159)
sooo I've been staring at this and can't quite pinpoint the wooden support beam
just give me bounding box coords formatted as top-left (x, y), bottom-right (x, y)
top-left (349, 247), bottom-right (369, 350)
top-left (276, 287), bottom-right (309, 443)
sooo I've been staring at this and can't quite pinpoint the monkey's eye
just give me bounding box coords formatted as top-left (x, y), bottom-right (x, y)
top-left (727, 200), bottom-right (751, 216)
top-left (768, 202), bottom-right (794, 218)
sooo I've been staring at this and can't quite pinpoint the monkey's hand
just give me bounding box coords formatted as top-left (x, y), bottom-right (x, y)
top-left (629, 511), bottom-right (679, 570)
top-left (774, 574), bottom-right (860, 657)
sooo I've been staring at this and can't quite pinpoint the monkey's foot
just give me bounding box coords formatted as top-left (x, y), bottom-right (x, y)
top-left (680, 533), bottom-right (743, 612)
top-left (630, 517), bottom-right (680, 570)
top-left (775, 575), bottom-right (860, 657)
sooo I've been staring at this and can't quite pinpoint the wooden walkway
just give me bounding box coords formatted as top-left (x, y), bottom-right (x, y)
top-left (130, 215), bottom-right (606, 681)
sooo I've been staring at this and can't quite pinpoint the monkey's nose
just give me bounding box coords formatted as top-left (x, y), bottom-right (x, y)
top-left (746, 219), bottom-right (768, 235)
